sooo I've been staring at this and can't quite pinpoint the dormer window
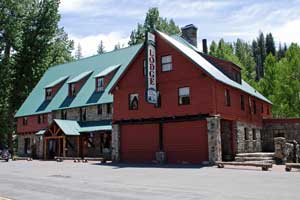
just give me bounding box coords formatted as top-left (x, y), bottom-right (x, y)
top-left (96, 77), bottom-right (104, 92)
top-left (69, 83), bottom-right (76, 96)
top-left (45, 88), bottom-right (52, 100)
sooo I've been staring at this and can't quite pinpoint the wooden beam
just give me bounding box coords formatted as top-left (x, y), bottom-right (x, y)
top-left (63, 137), bottom-right (66, 157)
top-left (44, 136), bottom-right (64, 139)
top-left (54, 127), bottom-right (61, 136)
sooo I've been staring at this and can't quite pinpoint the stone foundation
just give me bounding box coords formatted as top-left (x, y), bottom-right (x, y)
top-left (236, 121), bottom-right (262, 153)
top-left (17, 134), bottom-right (43, 159)
top-left (111, 124), bottom-right (120, 162)
top-left (206, 116), bottom-right (222, 163)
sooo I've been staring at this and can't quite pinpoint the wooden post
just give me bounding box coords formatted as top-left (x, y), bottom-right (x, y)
top-left (77, 136), bottom-right (80, 158)
top-left (43, 138), bottom-right (47, 160)
top-left (58, 138), bottom-right (61, 157)
top-left (63, 137), bottom-right (66, 157)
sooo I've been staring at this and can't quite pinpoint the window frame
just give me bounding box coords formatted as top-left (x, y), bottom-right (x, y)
top-left (178, 87), bottom-right (190, 106)
top-left (45, 88), bottom-right (52, 100)
top-left (252, 129), bottom-right (257, 140)
top-left (69, 83), bottom-right (76, 96)
top-left (161, 55), bottom-right (172, 72)
top-left (225, 89), bottom-right (231, 107)
top-left (240, 95), bottom-right (245, 111)
top-left (96, 77), bottom-right (104, 92)
top-left (129, 93), bottom-right (139, 110)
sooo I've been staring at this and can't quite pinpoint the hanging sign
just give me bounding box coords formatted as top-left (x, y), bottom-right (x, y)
top-left (146, 32), bottom-right (157, 104)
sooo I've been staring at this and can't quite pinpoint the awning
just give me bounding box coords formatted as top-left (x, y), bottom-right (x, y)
top-left (67, 70), bottom-right (93, 84)
top-left (54, 119), bottom-right (81, 135)
top-left (93, 64), bottom-right (121, 78)
top-left (36, 129), bottom-right (46, 135)
top-left (80, 125), bottom-right (112, 132)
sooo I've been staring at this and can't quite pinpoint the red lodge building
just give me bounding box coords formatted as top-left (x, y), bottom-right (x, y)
top-left (15, 24), bottom-right (272, 164)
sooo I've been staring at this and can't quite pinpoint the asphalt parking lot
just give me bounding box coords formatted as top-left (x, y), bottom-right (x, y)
top-left (0, 160), bottom-right (299, 200)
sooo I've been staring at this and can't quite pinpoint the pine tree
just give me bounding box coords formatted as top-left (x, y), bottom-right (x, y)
top-left (75, 43), bottom-right (82, 60)
top-left (266, 33), bottom-right (276, 56)
top-left (114, 43), bottom-right (121, 50)
top-left (97, 40), bottom-right (105, 54)
top-left (128, 8), bottom-right (180, 45)
top-left (209, 41), bottom-right (217, 56)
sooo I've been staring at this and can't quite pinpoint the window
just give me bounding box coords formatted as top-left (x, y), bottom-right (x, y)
top-left (46, 88), bottom-right (52, 100)
top-left (261, 103), bottom-right (264, 113)
top-left (37, 115), bottom-right (42, 124)
top-left (96, 77), bottom-right (104, 92)
top-left (267, 106), bottom-right (270, 115)
top-left (244, 128), bottom-right (249, 140)
top-left (61, 110), bottom-right (67, 120)
top-left (23, 117), bottom-right (28, 126)
top-left (225, 89), bottom-right (231, 106)
top-left (252, 100), bottom-right (256, 114)
top-left (161, 55), bottom-right (172, 71)
top-left (240, 95), bottom-right (245, 111)
top-left (80, 108), bottom-right (87, 121)
top-left (252, 129), bottom-right (257, 140)
top-left (97, 104), bottom-right (103, 115)
top-left (129, 93), bottom-right (139, 110)
top-left (178, 87), bottom-right (190, 105)
top-left (69, 83), bottom-right (76, 96)
top-left (107, 103), bottom-right (113, 114)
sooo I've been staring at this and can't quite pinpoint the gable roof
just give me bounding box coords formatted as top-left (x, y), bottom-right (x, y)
top-left (157, 31), bottom-right (271, 104)
top-left (15, 44), bottom-right (143, 117)
top-left (94, 64), bottom-right (121, 78)
top-left (54, 119), bottom-right (81, 135)
top-left (66, 70), bottom-right (93, 84)
top-left (44, 75), bottom-right (69, 89)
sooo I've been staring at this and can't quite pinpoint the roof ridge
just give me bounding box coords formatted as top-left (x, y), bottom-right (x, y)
top-left (48, 43), bottom-right (143, 71)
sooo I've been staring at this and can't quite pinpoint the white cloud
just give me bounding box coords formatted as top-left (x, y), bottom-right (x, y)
top-left (70, 32), bottom-right (130, 57)
top-left (273, 19), bottom-right (300, 44)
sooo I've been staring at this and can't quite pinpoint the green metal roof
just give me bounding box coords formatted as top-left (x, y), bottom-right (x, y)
top-left (15, 44), bottom-right (143, 117)
top-left (36, 129), bottom-right (46, 135)
top-left (93, 64), bottom-right (121, 78)
top-left (80, 125), bottom-right (112, 132)
top-left (66, 70), bottom-right (93, 84)
top-left (44, 76), bottom-right (69, 88)
top-left (54, 119), bottom-right (81, 135)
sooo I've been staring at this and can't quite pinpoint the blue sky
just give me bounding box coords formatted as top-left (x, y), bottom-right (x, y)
top-left (59, 0), bottom-right (300, 57)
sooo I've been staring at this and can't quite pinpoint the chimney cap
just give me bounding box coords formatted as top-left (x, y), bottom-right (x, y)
top-left (181, 24), bottom-right (198, 30)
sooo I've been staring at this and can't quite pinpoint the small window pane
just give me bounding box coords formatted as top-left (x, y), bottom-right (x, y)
top-left (162, 63), bottom-right (172, 71)
top-left (179, 87), bottom-right (190, 96)
top-left (129, 94), bottom-right (138, 110)
top-left (162, 55), bottom-right (172, 63)
top-left (179, 87), bottom-right (190, 105)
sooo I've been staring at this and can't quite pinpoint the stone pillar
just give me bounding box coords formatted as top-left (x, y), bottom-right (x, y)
top-left (111, 124), bottom-right (120, 162)
top-left (206, 116), bottom-right (222, 163)
top-left (274, 137), bottom-right (287, 164)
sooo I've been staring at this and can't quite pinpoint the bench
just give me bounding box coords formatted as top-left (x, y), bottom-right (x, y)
top-left (54, 157), bottom-right (82, 162)
top-left (12, 157), bottom-right (32, 161)
top-left (285, 163), bottom-right (300, 172)
top-left (216, 161), bottom-right (272, 171)
top-left (82, 157), bottom-right (105, 163)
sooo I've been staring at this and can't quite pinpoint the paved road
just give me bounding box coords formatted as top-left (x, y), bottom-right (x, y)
top-left (0, 160), bottom-right (299, 200)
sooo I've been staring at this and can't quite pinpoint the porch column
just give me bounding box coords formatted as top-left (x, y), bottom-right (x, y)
top-left (206, 116), bottom-right (222, 163)
top-left (63, 136), bottom-right (66, 157)
top-left (77, 136), bottom-right (80, 157)
top-left (112, 124), bottom-right (120, 162)
top-left (43, 138), bottom-right (47, 160)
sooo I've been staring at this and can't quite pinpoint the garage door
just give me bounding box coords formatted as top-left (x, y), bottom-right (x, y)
top-left (121, 124), bottom-right (159, 163)
top-left (164, 120), bottom-right (208, 164)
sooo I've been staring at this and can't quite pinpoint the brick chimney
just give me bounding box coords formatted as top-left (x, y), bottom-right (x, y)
top-left (181, 24), bottom-right (198, 47)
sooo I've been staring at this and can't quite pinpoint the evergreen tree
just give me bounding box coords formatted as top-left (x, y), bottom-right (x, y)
top-left (128, 8), bottom-right (180, 45)
top-left (114, 43), bottom-right (121, 50)
top-left (75, 43), bottom-right (82, 60)
top-left (97, 40), bottom-right (105, 54)
top-left (209, 41), bottom-right (217, 56)
top-left (266, 33), bottom-right (276, 56)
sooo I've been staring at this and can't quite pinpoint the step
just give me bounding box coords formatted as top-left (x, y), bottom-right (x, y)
top-left (235, 156), bottom-right (274, 162)
top-left (235, 152), bottom-right (274, 158)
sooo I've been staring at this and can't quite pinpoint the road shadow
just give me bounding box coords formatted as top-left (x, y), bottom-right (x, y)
top-left (91, 162), bottom-right (212, 169)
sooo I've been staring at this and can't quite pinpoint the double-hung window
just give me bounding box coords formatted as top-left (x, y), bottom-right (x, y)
top-left (96, 77), bottom-right (104, 92)
top-left (178, 87), bottom-right (190, 105)
top-left (161, 55), bottom-right (172, 72)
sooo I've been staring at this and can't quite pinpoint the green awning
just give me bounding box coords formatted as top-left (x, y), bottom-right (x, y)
top-left (54, 119), bottom-right (81, 135)
top-left (36, 129), bottom-right (46, 135)
top-left (80, 125), bottom-right (112, 132)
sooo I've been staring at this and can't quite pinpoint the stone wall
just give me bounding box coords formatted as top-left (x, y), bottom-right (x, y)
top-left (206, 116), bottom-right (222, 163)
top-left (17, 134), bottom-right (43, 159)
top-left (262, 119), bottom-right (300, 152)
top-left (53, 104), bottom-right (112, 121)
top-left (236, 121), bottom-right (262, 153)
top-left (111, 124), bottom-right (120, 162)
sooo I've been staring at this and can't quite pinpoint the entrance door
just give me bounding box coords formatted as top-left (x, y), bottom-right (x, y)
top-left (221, 120), bottom-right (233, 161)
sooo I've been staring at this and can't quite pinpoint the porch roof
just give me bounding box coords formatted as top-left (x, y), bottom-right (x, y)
top-left (36, 129), bottom-right (46, 135)
top-left (54, 119), bottom-right (81, 135)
